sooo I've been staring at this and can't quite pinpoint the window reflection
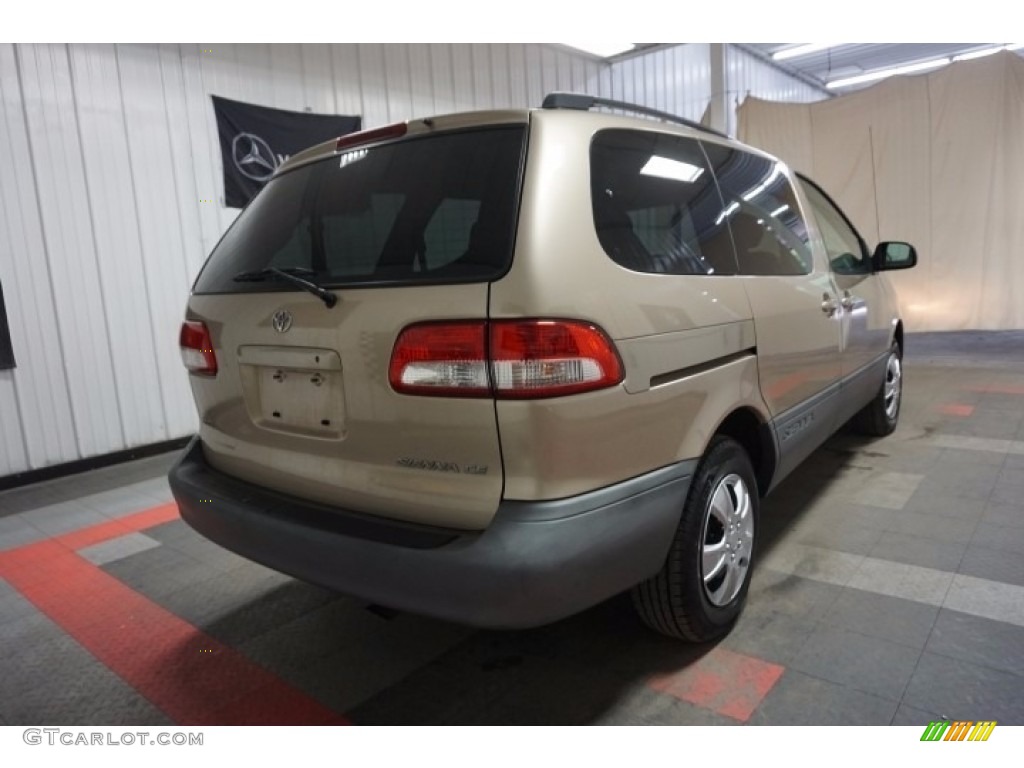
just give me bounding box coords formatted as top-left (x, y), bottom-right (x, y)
top-left (702, 144), bottom-right (813, 276)
top-left (591, 130), bottom-right (738, 276)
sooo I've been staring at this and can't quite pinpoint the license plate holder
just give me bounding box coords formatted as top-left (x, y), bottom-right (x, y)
top-left (255, 366), bottom-right (344, 437)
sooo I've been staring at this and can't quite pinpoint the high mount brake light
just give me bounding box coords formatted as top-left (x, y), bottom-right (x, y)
top-left (336, 122), bottom-right (408, 151)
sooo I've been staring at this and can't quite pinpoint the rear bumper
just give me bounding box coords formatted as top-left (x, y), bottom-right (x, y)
top-left (168, 437), bottom-right (695, 629)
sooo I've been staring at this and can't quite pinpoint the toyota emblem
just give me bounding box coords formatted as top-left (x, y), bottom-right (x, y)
top-left (271, 310), bottom-right (293, 333)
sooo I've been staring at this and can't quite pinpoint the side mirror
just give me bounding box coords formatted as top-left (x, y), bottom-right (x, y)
top-left (873, 241), bottom-right (917, 271)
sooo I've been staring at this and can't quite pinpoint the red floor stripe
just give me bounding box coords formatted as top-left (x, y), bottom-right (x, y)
top-left (649, 647), bottom-right (784, 722)
top-left (938, 403), bottom-right (975, 417)
top-left (969, 383), bottom-right (1024, 395)
top-left (0, 505), bottom-right (350, 726)
top-left (56, 503), bottom-right (181, 551)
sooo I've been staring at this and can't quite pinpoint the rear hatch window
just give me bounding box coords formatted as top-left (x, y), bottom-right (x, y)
top-left (194, 126), bottom-right (527, 294)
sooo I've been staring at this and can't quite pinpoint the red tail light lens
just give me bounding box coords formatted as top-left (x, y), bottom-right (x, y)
top-left (389, 322), bottom-right (489, 396)
top-left (389, 320), bottom-right (623, 399)
top-left (179, 321), bottom-right (218, 376)
top-left (490, 320), bottom-right (624, 398)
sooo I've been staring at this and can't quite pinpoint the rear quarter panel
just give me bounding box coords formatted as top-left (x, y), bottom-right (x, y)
top-left (490, 112), bottom-right (770, 501)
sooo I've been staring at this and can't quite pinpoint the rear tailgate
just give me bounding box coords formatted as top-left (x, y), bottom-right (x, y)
top-left (184, 122), bottom-right (527, 530)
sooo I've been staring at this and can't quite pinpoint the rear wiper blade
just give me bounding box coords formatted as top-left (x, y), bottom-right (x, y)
top-left (233, 267), bottom-right (338, 308)
top-left (233, 266), bottom-right (317, 281)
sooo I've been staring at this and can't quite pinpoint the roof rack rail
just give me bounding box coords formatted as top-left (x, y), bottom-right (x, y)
top-left (541, 92), bottom-right (728, 139)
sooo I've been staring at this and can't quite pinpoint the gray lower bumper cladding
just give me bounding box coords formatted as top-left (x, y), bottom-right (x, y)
top-left (168, 437), bottom-right (695, 628)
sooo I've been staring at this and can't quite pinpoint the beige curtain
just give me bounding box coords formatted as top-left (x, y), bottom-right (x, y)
top-left (737, 52), bottom-right (1024, 331)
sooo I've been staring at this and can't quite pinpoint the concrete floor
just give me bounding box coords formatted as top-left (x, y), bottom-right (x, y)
top-left (1, 331), bottom-right (1022, 725)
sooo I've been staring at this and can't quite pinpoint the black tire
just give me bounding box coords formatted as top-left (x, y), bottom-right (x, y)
top-left (854, 341), bottom-right (903, 437)
top-left (631, 436), bottom-right (758, 642)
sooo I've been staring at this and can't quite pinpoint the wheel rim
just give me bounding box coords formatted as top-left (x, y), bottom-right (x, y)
top-left (701, 473), bottom-right (754, 607)
top-left (884, 352), bottom-right (902, 420)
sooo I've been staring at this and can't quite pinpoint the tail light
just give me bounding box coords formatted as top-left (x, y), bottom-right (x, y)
top-left (389, 320), bottom-right (623, 399)
top-left (387, 322), bottom-right (489, 397)
top-left (179, 321), bottom-right (218, 376)
top-left (490, 320), bottom-right (624, 398)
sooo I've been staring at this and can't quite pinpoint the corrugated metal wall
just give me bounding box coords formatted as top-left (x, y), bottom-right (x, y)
top-left (724, 45), bottom-right (827, 134)
top-left (725, 45), bottom-right (826, 104)
top-left (606, 44), bottom-right (712, 121)
top-left (605, 44), bottom-right (826, 134)
top-left (0, 42), bottom-right (820, 477)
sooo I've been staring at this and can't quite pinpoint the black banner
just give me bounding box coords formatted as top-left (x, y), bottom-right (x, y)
top-left (212, 95), bottom-right (361, 208)
top-left (0, 281), bottom-right (14, 370)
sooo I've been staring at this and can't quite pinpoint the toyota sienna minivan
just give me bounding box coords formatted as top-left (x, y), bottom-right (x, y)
top-left (169, 93), bottom-right (917, 642)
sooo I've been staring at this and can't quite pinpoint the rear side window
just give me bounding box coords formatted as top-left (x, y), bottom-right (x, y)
top-left (193, 127), bottom-right (526, 293)
top-left (590, 129), bottom-right (738, 276)
top-left (702, 143), bottom-right (813, 276)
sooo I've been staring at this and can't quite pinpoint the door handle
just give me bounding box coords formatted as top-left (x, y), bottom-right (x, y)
top-left (821, 293), bottom-right (838, 316)
top-left (840, 291), bottom-right (856, 311)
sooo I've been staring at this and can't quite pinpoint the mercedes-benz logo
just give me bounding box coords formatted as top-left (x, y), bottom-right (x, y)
top-left (271, 310), bottom-right (293, 333)
top-left (232, 132), bottom-right (278, 182)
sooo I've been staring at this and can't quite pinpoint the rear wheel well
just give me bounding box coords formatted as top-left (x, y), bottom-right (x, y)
top-left (713, 408), bottom-right (775, 496)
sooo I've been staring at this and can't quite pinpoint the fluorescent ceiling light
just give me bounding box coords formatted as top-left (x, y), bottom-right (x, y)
top-left (953, 44), bottom-right (1021, 61)
top-left (770, 204), bottom-right (790, 218)
top-left (827, 57), bottom-right (950, 89)
top-left (773, 44), bottom-right (835, 62)
top-left (953, 47), bottom-right (1002, 61)
top-left (743, 165), bottom-right (782, 201)
top-left (715, 201), bottom-right (740, 226)
top-left (563, 43), bottom-right (635, 59)
top-left (640, 156), bottom-right (704, 183)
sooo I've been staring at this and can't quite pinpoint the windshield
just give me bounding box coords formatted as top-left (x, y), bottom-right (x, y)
top-left (194, 126), bottom-right (527, 293)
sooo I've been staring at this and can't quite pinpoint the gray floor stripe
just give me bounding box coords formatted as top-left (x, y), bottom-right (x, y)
top-left (760, 543), bottom-right (1024, 628)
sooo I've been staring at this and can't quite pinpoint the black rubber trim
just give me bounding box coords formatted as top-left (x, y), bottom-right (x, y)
top-left (649, 348), bottom-right (756, 389)
top-left (0, 436), bottom-right (191, 492)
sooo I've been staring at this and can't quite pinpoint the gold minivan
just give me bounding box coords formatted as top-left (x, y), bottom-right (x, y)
top-left (169, 93), bottom-right (917, 642)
